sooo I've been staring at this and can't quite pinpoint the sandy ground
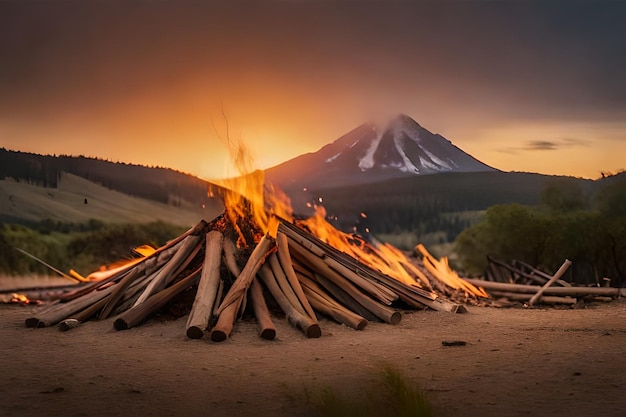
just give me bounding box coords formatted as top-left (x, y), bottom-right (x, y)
top-left (1, 296), bottom-right (625, 417)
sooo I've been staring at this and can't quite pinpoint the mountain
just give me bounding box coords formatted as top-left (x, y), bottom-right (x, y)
top-left (265, 114), bottom-right (496, 190)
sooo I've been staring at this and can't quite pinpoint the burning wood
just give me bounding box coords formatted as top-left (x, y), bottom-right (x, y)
top-left (15, 164), bottom-right (495, 341)
top-left (16, 210), bottom-right (488, 340)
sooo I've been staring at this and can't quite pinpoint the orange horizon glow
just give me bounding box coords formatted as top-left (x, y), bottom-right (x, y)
top-left (3, 111), bottom-right (624, 182)
top-left (2, 2), bottom-right (624, 182)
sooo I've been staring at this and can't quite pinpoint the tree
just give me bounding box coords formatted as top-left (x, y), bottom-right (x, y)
top-left (541, 179), bottom-right (587, 212)
top-left (454, 204), bottom-right (551, 276)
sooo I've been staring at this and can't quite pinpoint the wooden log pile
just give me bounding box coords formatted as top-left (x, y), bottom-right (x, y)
top-left (465, 256), bottom-right (626, 306)
top-left (20, 212), bottom-right (489, 341)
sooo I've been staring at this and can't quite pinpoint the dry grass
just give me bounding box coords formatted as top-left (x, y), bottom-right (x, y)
top-left (0, 173), bottom-right (222, 227)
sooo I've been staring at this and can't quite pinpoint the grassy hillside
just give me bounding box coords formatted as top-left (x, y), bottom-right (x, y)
top-left (0, 148), bottom-right (217, 208)
top-left (0, 172), bottom-right (222, 227)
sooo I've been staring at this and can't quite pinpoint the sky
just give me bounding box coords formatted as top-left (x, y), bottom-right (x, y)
top-left (1, 0), bottom-right (625, 180)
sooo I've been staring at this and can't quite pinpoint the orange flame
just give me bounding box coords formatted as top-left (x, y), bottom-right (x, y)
top-left (209, 127), bottom-right (484, 297)
top-left (416, 244), bottom-right (488, 297)
top-left (10, 293), bottom-right (33, 305)
top-left (216, 170), bottom-right (293, 243)
top-left (298, 206), bottom-right (487, 298)
top-left (299, 206), bottom-right (428, 288)
top-left (210, 129), bottom-right (293, 244)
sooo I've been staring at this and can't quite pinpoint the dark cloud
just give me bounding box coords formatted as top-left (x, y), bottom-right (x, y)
top-left (1, 1), bottom-right (625, 121)
top-left (498, 137), bottom-right (590, 154)
top-left (526, 141), bottom-right (559, 151)
top-left (1, 0), bottom-right (625, 179)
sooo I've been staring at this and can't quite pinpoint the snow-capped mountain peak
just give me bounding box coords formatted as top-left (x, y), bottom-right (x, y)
top-left (265, 114), bottom-right (496, 189)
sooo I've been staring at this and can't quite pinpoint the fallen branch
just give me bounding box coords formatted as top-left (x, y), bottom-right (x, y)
top-left (463, 278), bottom-right (626, 298)
top-left (528, 260), bottom-right (572, 306)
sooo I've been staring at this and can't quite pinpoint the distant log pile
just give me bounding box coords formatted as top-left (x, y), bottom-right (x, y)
top-left (464, 256), bottom-right (626, 306)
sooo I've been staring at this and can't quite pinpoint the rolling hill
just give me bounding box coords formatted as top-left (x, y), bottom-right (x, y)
top-left (0, 167), bottom-right (223, 228)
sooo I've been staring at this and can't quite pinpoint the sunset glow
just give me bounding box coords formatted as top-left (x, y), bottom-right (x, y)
top-left (1, 1), bottom-right (624, 180)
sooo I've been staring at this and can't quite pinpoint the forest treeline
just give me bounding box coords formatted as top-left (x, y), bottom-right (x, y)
top-left (0, 148), bottom-right (213, 207)
top-left (311, 171), bottom-right (595, 245)
top-left (454, 177), bottom-right (626, 286)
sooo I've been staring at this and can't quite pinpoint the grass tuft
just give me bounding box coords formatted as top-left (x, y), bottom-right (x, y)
top-left (291, 366), bottom-right (433, 417)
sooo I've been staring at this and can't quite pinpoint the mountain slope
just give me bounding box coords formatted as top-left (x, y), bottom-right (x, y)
top-left (266, 114), bottom-right (496, 189)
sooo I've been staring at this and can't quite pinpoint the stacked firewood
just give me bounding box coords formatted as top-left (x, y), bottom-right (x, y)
top-left (22, 214), bottom-right (488, 340)
top-left (463, 256), bottom-right (626, 306)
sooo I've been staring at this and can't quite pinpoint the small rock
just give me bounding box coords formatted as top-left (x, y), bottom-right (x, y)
top-left (442, 340), bottom-right (467, 347)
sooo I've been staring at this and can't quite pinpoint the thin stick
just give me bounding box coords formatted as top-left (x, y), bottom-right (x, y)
top-left (13, 247), bottom-right (79, 282)
top-left (528, 260), bottom-right (572, 306)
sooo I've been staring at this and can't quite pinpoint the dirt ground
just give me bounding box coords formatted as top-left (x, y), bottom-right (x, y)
top-left (1, 293), bottom-right (625, 417)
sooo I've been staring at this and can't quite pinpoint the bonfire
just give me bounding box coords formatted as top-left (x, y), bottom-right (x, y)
top-left (15, 167), bottom-right (491, 341)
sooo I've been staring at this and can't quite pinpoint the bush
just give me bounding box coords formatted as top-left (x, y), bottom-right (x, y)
top-left (0, 220), bottom-right (186, 276)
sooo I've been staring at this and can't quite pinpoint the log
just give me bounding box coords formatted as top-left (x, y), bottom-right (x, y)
top-left (323, 256), bottom-right (398, 305)
top-left (210, 297), bottom-right (240, 342)
top-left (99, 266), bottom-right (143, 319)
top-left (280, 223), bottom-right (398, 304)
top-left (57, 295), bottom-right (112, 331)
top-left (101, 241), bottom-right (189, 317)
top-left (487, 255), bottom-right (570, 286)
top-left (279, 221), bottom-right (461, 313)
top-left (58, 319), bottom-right (81, 331)
top-left (186, 231), bottom-right (224, 339)
top-left (488, 291), bottom-right (577, 305)
top-left (528, 260), bottom-right (572, 306)
top-left (107, 274), bottom-right (155, 316)
top-left (278, 223), bottom-right (326, 257)
top-left (133, 231), bottom-right (205, 307)
top-left (305, 289), bottom-right (367, 330)
top-left (68, 293), bottom-right (112, 322)
top-left (222, 238), bottom-right (275, 339)
top-left (258, 264), bottom-right (321, 338)
top-left (299, 275), bottom-right (367, 330)
top-left (269, 253), bottom-right (307, 316)
top-left (25, 283), bottom-right (118, 328)
top-left (276, 232), bottom-right (317, 320)
top-left (513, 259), bottom-right (572, 287)
top-left (306, 269), bottom-right (379, 322)
top-left (211, 235), bottom-right (275, 342)
top-left (249, 278), bottom-right (276, 340)
top-left (216, 234), bottom-right (274, 314)
top-left (114, 266), bottom-right (202, 331)
top-left (463, 278), bottom-right (626, 297)
top-left (288, 239), bottom-right (401, 324)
